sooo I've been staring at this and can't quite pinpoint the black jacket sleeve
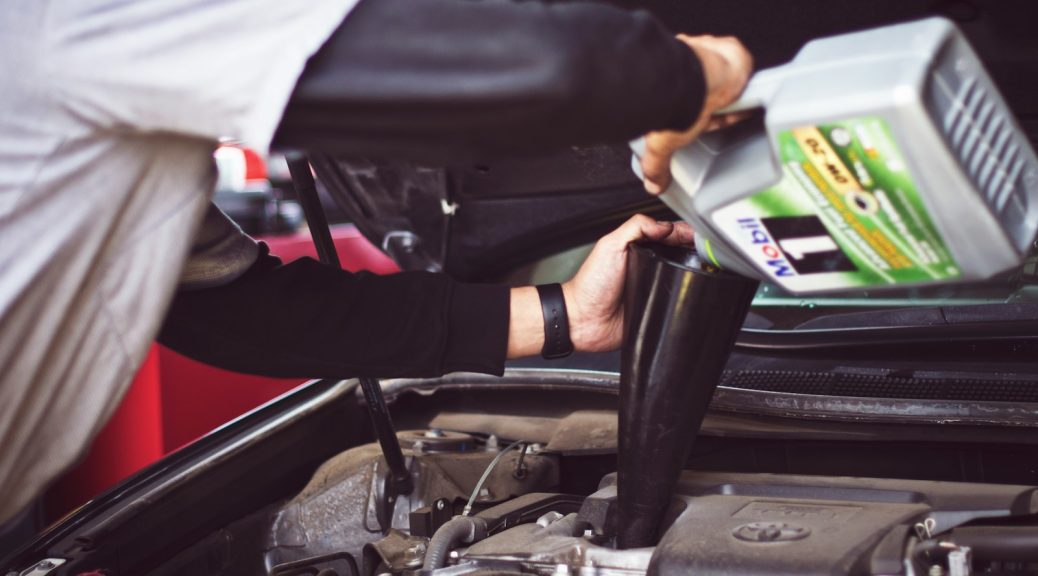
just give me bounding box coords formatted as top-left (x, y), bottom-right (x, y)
top-left (158, 245), bottom-right (510, 379)
top-left (164, 0), bottom-right (705, 378)
top-left (271, 0), bottom-right (705, 160)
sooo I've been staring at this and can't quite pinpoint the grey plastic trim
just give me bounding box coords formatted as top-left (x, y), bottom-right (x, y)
top-left (378, 368), bottom-right (1038, 428)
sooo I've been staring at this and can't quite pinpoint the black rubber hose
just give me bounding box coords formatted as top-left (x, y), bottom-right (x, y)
top-left (949, 526), bottom-right (1038, 562)
top-left (422, 517), bottom-right (488, 570)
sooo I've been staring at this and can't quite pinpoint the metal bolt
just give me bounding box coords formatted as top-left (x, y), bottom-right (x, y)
top-left (404, 542), bottom-right (427, 568)
top-left (37, 561), bottom-right (55, 570)
top-left (436, 500), bottom-right (446, 510)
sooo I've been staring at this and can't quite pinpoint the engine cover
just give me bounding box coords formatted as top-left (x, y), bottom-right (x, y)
top-left (456, 470), bottom-right (1038, 576)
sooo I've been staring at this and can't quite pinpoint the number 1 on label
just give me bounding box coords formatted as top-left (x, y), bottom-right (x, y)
top-left (778, 235), bottom-right (839, 260)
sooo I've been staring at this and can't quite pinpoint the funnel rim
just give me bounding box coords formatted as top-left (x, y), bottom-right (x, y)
top-left (629, 241), bottom-right (724, 276)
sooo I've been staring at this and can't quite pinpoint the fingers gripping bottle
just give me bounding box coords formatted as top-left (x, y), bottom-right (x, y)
top-left (633, 17), bottom-right (1038, 294)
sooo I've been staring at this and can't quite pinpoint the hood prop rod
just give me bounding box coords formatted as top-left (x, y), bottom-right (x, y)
top-left (287, 156), bottom-right (415, 503)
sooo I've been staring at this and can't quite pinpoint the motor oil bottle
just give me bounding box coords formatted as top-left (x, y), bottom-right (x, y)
top-left (633, 17), bottom-right (1038, 294)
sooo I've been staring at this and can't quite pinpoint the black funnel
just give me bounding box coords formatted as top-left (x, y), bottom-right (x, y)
top-left (616, 243), bottom-right (759, 549)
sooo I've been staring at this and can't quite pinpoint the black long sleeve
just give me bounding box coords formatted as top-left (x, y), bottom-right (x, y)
top-left (272, 0), bottom-right (705, 160)
top-left (164, 0), bottom-right (705, 378)
top-left (158, 245), bottom-right (510, 379)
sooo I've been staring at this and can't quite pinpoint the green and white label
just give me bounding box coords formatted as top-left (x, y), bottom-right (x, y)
top-left (713, 117), bottom-right (959, 292)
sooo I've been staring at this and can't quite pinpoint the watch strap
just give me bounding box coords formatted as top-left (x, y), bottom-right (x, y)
top-left (536, 283), bottom-right (574, 359)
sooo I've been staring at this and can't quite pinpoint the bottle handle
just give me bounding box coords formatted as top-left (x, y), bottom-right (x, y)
top-left (630, 110), bottom-right (780, 221)
top-left (715, 66), bottom-right (787, 115)
top-left (629, 138), bottom-right (696, 223)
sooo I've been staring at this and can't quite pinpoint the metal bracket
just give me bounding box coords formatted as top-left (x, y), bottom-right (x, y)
top-left (18, 559), bottom-right (65, 576)
top-left (440, 199), bottom-right (460, 216)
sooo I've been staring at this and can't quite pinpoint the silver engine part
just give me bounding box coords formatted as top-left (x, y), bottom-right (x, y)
top-left (416, 472), bottom-right (1038, 576)
top-left (259, 431), bottom-right (1038, 576)
top-left (457, 512), bottom-right (651, 576)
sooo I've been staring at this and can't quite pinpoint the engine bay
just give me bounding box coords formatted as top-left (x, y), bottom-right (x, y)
top-left (12, 370), bottom-right (1037, 576)
top-left (12, 239), bottom-right (1038, 576)
top-left (246, 430), bottom-right (1038, 576)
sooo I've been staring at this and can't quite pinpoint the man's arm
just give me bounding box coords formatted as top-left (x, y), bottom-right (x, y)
top-left (159, 243), bottom-right (511, 379)
top-left (158, 215), bottom-right (691, 379)
top-left (270, 0), bottom-right (707, 160)
top-left (162, 0), bottom-right (748, 377)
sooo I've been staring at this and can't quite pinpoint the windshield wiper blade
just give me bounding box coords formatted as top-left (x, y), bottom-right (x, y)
top-left (791, 302), bottom-right (1038, 331)
top-left (737, 316), bottom-right (1038, 351)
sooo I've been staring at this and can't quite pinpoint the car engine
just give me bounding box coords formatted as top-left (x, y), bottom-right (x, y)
top-left (253, 243), bottom-right (1038, 576)
top-left (254, 429), bottom-right (1038, 576)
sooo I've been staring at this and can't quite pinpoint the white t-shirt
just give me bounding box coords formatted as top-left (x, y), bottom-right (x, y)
top-left (0, 0), bottom-right (359, 522)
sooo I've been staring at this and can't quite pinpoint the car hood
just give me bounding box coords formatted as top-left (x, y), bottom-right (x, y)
top-left (311, 2), bottom-right (1038, 283)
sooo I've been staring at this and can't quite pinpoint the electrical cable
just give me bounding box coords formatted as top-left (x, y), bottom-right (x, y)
top-left (462, 440), bottom-right (526, 516)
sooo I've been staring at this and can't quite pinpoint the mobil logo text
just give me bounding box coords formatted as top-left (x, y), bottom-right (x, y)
top-left (737, 218), bottom-right (795, 277)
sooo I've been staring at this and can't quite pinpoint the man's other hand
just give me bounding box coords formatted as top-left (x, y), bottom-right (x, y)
top-left (640, 35), bottom-right (753, 195)
top-left (507, 215), bottom-right (694, 359)
top-left (564, 215), bottom-right (693, 352)
top-left (562, 217), bottom-right (698, 356)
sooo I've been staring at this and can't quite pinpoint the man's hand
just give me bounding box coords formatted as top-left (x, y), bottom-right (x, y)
top-left (640, 35), bottom-right (753, 195)
top-left (507, 215), bottom-right (694, 358)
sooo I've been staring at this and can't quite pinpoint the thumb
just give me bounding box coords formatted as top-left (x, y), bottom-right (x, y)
top-left (640, 134), bottom-right (683, 195)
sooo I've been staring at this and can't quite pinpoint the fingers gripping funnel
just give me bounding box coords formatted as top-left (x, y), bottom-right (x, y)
top-left (616, 243), bottom-right (759, 549)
